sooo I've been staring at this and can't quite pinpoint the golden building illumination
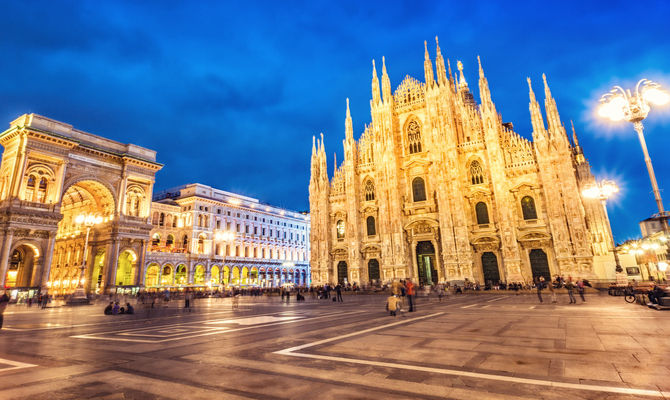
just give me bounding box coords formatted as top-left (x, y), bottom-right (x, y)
top-left (309, 39), bottom-right (616, 286)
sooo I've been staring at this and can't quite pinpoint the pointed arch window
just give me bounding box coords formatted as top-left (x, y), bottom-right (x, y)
top-left (364, 180), bottom-right (375, 201)
top-left (152, 233), bottom-right (161, 246)
top-left (470, 160), bottom-right (485, 185)
top-left (407, 120), bottom-right (422, 154)
top-left (336, 220), bottom-right (345, 239)
top-left (521, 196), bottom-right (538, 220)
top-left (475, 202), bottom-right (490, 225)
top-left (166, 234), bottom-right (174, 247)
top-left (412, 177), bottom-right (426, 202)
top-left (366, 216), bottom-right (376, 236)
top-left (159, 213), bottom-right (165, 226)
top-left (182, 235), bottom-right (189, 249)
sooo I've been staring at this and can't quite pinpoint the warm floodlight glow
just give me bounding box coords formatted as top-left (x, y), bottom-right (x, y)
top-left (582, 179), bottom-right (619, 201)
top-left (215, 231), bottom-right (235, 242)
top-left (659, 261), bottom-right (668, 272)
top-left (643, 87), bottom-right (670, 106)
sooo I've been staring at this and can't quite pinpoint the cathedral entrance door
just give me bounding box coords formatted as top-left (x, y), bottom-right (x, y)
top-left (368, 259), bottom-right (380, 283)
top-left (337, 261), bottom-right (347, 284)
top-left (529, 249), bottom-right (551, 281)
top-left (416, 241), bottom-right (438, 286)
top-left (481, 252), bottom-right (500, 284)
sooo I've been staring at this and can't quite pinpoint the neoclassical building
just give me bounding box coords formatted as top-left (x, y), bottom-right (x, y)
top-left (0, 115), bottom-right (310, 297)
top-left (309, 38), bottom-right (616, 286)
top-left (0, 114), bottom-right (160, 295)
top-left (145, 183), bottom-right (310, 289)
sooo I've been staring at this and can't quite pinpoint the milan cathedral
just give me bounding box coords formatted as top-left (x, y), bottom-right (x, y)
top-left (309, 38), bottom-right (615, 286)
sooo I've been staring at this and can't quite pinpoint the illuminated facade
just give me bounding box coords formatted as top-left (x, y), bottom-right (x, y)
top-left (309, 39), bottom-right (616, 286)
top-left (145, 183), bottom-right (310, 288)
top-left (0, 114), bottom-right (160, 294)
top-left (0, 115), bottom-right (310, 294)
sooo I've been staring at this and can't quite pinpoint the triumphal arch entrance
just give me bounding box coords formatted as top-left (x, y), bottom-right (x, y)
top-left (0, 114), bottom-right (161, 295)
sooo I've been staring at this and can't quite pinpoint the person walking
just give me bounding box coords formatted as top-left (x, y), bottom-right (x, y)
top-left (536, 276), bottom-right (545, 303)
top-left (0, 291), bottom-right (10, 330)
top-left (577, 278), bottom-right (586, 303)
top-left (335, 284), bottom-right (343, 302)
top-left (405, 278), bottom-right (415, 312)
top-left (548, 278), bottom-right (557, 303)
top-left (565, 277), bottom-right (576, 304)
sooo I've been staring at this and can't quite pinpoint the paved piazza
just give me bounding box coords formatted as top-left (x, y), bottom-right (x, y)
top-left (0, 293), bottom-right (669, 399)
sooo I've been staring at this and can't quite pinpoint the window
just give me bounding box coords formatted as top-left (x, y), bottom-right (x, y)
top-left (366, 216), bottom-right (376, 236)
top-left (216, 220), bottom-right (221, 229)
top-left (336, 220), bottom-right (345, 239)
top-left (245, 225), bottom-right (249, 234)
top-left (24, 175), bottom-right (35, 201)
top-left (254, 227), bottom-right (258, 235)
top-left (412, 177), bottom-right (426, 202)
top-left (475, 202), bottom-right (490, 224)
top-left (521, 196), bottom-right (538, 220)
top-left (470, 160), bottom-right (485, 185)
top-left (37, 177), bottom-right (47, 203)
top-left (182, 235), bottom-right (188, 249)
top-left (407, 120), bottom-right (422, 154)
top-left (364, 180), bottom-right (375, 201)
top-left (159, 213), bottom-right (165, 226)
top-left (166, 234), bottom-right (174, 247)
top-left (152, 233), bottom-right (160, 246)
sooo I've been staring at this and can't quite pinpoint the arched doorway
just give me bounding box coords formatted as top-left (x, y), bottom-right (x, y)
top-left (241, 266), bottom-right (249, 284)
top-left (194, 265), bottom-right (205, 284)
top-left (116, 250), bottom-right (137, 286)
top-left (210, 265), bottom-right (220, 285)
top-left (231, 266), bottom-right (240, 285)
top-left (250, 267), bottom-right (258, 284)
top-left (53, 180), bottom-right (115, 293)
top-left (175, 264), bottom-right (188, 285)
top-left (481, 252), bottom-right (500, 284)
top-left (146, 263), bottom-right (160, 286)
top-left (222, 266), bottom-right (230, 285)
top-left (368, 259), bottom-right (380, 283)
top-left (416, 241), bottom-right (438, 286)
top-left (529, 249), bottom-right (550, 281)
top-left (5, 245), bottom-right (37, 287)
top-left (160, 265), bottom-right (174, 286)
top-left (337, 261), bottom-right (347, 284)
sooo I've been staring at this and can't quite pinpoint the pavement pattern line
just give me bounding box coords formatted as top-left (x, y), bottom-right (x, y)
top-left (486, 296), bottom-right (507, 302)
top-left (273, 312), bottom-right (670, 398)
top-left (460, 303), bottom-right (479, 308)
top-left (71, 310), bottom-right (365, 343)
top-left (0, 357), bottom-right (37, 373)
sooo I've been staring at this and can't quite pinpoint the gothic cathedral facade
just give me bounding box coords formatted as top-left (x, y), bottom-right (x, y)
top-left (309, 38), bottom-right (615, 286)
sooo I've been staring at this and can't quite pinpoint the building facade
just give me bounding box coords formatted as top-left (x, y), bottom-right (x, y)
top-left (0, 115), bottom-right (310, 296)
top-left (309, 39), bottom-right (616, 286)
top-left (0, 114), bottom-right (161, 296)
top-left (145, 184), bottom-right (310, 289)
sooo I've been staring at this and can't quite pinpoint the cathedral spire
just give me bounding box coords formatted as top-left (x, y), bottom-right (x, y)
top-left (542, 73), bottom-right (564, 138)
top-left (527, 77), bottom-right (547, 142)
top-left (371, 59), bottom-right (381, 105)
top-left (381, 56), bottom-right (392, 104)
top-left (571, 120), bottom-right (580, 147)
top-left (434, 36), bottom-right (447, 86)
top-left (345, 98), bottom-right (353, 141)
top-left (457, 60), bottom-right (467, 88)
top-left (477, 55), bottom-right (492, 108)
top-left (424, 40), bottom-right (435, 88)
top-left (333, 152), bottom-right (337, 175)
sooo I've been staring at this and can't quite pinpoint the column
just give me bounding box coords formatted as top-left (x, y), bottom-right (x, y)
top-left (136, 240), bottom-right (148, 286)
top-left (0, 230), bottom-right (13, 287)
top-left (37, 232), bottom-right (56, 289)
top-left (105, 240), bottom-right (121, 293)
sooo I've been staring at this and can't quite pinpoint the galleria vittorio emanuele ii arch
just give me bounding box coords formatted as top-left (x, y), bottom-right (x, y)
top-left (0, 114), bottom-right (161, 296)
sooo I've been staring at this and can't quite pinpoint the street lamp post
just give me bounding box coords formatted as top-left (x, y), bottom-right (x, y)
top-left (582, 179), bottom-right (622, 274)
top-left (598, 79), bottom-right (670, 230)
top-left (68, 213), bottom-right (103, 305)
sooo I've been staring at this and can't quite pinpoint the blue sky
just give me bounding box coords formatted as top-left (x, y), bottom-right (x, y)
top-left (1, 0), bottom-right (669, 241)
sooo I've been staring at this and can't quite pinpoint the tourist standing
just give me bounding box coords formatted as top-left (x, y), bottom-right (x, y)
top-left (0, 290), bottom-right (9, 330)
top-left (548, 279), bottom-right (557, 303)
top-left (565, 278), bottom-right (576, 304)
top-left (405, 278), bottom-right (415, 312)
top-left (335, 284), bottom-right (343, 302)
top-left (577, 278), bottom-right (586, 303)
top-left (536, 276), bottom-right (544, 303)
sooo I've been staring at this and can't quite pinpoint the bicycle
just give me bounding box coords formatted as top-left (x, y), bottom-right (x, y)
top-left (623, 286), bottom-right (636, 304)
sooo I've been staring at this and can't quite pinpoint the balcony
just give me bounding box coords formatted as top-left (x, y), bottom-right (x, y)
top-left (149, 245), bottom-right (189, 254)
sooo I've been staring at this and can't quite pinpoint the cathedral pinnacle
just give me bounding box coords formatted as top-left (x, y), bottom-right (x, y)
top-left (477, 55), bottom-right (484, 79)
top-left (424, 40), bottom-right (435, 87)
top-left (571, 120), bottom-right (580, 147)
top-left (434, 36), bottom-right (447, 87)
top-left (527, 77), bottom-right (547, 140)
top-left (345, 98), bottom-right (353, 141)
top-left (381, 56), bottom-right (392, 104)
top-left (371, 59), bottom-right (381, 104)
top-left (477, 55), bottom-right (492, 108)
top-left (457, 60), bottom-right (467, 87)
